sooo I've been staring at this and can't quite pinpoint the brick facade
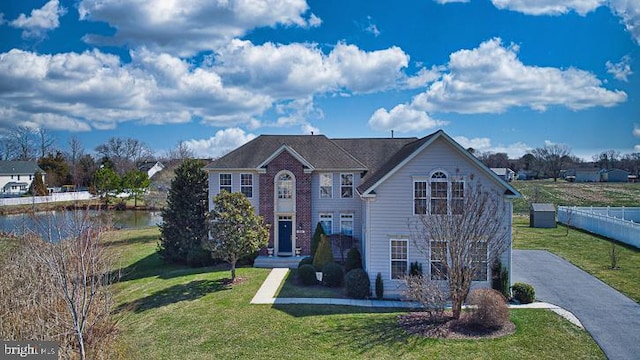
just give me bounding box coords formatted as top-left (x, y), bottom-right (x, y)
top-left (259, 150), bottom-right (312, 256)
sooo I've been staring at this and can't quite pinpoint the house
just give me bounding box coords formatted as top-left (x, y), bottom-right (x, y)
top-left (601, 169), bottom-right (629, 183)
top-left (573, 167), bottom-right (600, 182)
top-left (204, 130), bottom-right (521, 297)
top-left (530, 203), bottom-right (556, 228)
top-left (0, 161), bottom-right (45, 197)
top-left (137, 161), bottom-right (165, 179)
top-left (517, 169), bottom-right (537, 180)
top-left (491, 168), bottom-right (515, 182)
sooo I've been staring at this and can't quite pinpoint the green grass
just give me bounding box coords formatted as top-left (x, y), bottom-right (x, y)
top-left (511, 180), bottom-right (640, 214)
top-left (513, 216), bottom-right (640, 303)
top-left (276, 269), bottom-right (347, 298)
top-left (109, 227), bottom-right (604, 359)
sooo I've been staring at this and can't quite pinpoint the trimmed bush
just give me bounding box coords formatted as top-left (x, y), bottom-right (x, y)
top-left (512, 282), bottom-right (536, 304)
top-left (345, 269), bottom-right (370, 299)
top-left (322, 262), bottom-right (344, 287)
top-left (298, 256), bottom-right (313, 269)
top-left (409, 261), bottom-right (423, 276)
top-left (311, 222), bottom-right (325, 258)
top-left (491, 261), bottom-right (510, 299)
top-left (298, 264), bottom-right (318, 286)
top-left (375, 272), bottom-right (384, 299)
top-left (344, 247), bottom-right (363, 272)
top-left (313, 234), bottom-right (334, 271)
top-left (467, 289), bottom-right (510, 329)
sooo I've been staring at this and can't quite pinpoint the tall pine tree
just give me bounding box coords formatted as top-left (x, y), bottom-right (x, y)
top-left (158, 159), bottom-right (211, 267)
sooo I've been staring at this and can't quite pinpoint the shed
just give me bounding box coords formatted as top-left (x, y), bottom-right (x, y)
top-left (601, 169), bottom-right (629, 183)
top-left (530, 203), bottom-right (556, 228)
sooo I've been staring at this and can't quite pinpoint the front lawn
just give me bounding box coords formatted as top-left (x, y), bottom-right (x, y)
top-left (513, 216), bottom-right (640, 303)
top-left (107, 227), bottom-right (604, 359)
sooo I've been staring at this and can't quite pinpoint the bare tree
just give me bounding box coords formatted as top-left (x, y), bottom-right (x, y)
top-left (66, 135), bottom-right (85, 186)
top-left (409, 180), bottom-right (511, 319)
top-left (37, 128), bottom-right (56, 159)
top-left (6, 126), bottom-right (37, 160)
top-left (593, 149), bottom-right (621, 170)
top-left (95, 137), bottom-right (153, 175)
top-left (531, 144), bottom-right (572, 181)
top-left (166, 140), bottom-right (195, 161)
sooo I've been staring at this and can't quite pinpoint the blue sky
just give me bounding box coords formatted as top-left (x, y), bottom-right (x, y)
top-left (0, 0), bottom-right (638, 160)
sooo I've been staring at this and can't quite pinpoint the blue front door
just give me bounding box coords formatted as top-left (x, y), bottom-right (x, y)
top-left (278, 220), bottom-right (292, 254)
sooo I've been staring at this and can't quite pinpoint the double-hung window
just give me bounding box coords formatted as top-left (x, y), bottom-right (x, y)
top-left (414, 180), bottom-right (427, 215)
top-left (219, 173), bottom-right (232, 193)
top-left (430, 240), bottom-right (448, 280)
top-left (340, 213), bottom-right (353, 236)
top-left (340, 173), bottom-right (353, 198)
top-left (319, 213), bottom-right (333, 234)
top-left (390, 239), bottom-right (408, 279)
top-left (430, 172), bottom-right (448, 214)
top-left (277, 173), bottom-right (293, 199)
top-left (240, 173), bottom-right (253, 198)
top-left (451, 179), bottom-right (464, 215)
top-left (320, 173), bottom-right (333, 198)
top-left (471, 240), bottom-right (488, 281)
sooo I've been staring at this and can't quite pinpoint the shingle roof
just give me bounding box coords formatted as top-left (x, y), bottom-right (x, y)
top-left (0, 161), bottom-right (44, 175)
top-left (203, 135), bottom-right (367, 170)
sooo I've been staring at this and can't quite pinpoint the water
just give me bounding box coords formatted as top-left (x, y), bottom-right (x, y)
top-left (0, 210), bottom-right (163, 241)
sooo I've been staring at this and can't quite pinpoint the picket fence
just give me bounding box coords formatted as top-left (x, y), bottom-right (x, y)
top-left (0, 192), bottom-right (93, 207)
top-left (557, 206), bottom-right (640, 249)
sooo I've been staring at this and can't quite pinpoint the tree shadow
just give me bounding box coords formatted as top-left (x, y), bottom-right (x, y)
top-left (272, 303), bottom-right (405, 317)
top-left (116, 279), bottom-right (230, 313)
top-left (112, 252), bottom-right (231, 282)
top-left (103, 233), bottom-right (158, 247)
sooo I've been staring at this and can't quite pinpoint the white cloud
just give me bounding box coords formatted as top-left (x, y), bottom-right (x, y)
top-left (184, 128), bottom-right (257, 158)
top-left (9, 0), bottom-right (66, 39)
top-left (78, 0), bottom-right (320, 56)
top-left (301, 123), bottom-right (320, 135)
top-left (633, 124), bottom-right (640, 137)
top-left (610, 0), bottom-right (640, 45)
top-left (490, 0), bottom-right (605, 16)
top-left (433, 0), bottom-right (470, 4)
top-left (411, 38), bottom-right (627, 114)
top-left (635, 145), bottom-right (640, 151)
top-left (454, 135), bottom-right (531, 158)
top-left (404, 66), bottom-right (444, 89)
top-left (365, 16), bottom-right (381, 37)
top-left (368, 104), bottom-right (448, 132)
top-left (606, 55), bottom-right (633, 81)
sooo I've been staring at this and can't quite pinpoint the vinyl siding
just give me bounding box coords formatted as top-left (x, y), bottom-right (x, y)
top-left (364, 137), bottom-right (513, 298)
top-left (208, 171), bottom-right (260, 212)
top-left (310, 171), bottom-right (362, 240)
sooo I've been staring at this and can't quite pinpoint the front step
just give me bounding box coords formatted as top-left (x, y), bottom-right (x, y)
top-left (254, 255), bottom-right (304, 269)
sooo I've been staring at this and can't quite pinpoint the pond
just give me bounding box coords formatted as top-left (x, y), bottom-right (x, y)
top-left (0, 210), bottom-right (162, 241)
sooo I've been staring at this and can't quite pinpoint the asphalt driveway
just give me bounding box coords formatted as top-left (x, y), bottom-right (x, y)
top-left (512, 250), bottom-right (640, 360)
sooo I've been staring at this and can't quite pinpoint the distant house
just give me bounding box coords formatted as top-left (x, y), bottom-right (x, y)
top-left (0, 161), bottom-right (45, 197)
top-left (204, 130), bottom-right (521, 297)
top-left (137, 161), bottom-right (165, 179)
top-left (530, 203), bottom-right (556, 228)
top-left (573, 167), bottom-right (600, 182)
top-left (517, 170), bottom-right (537, 180)
top-left (601, 169), bottom-right (629, 183)
top-left (491, 168), bottom-right (515, 182)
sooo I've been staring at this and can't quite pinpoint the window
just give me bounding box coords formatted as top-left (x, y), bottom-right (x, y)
top-left (414, 180), bottom-right (427, 215)
top-left (320, 173), bottom-right (333, 198)
top-left (319, 213), bottom-right (333, 234)
top-left (219, 174), bottom-right (232, 193)
top-left (430, 172), bottom-right (447, 214)
top-left (471, 240), bottom-right (488, 281)
top-left (277, 173), bottom-right (293, 199)
top-left (340, 213), bottom-right (353, 236)
top-left (451, 180), bottom-right (464, 214)
top-left (390, 239), bottom-right (408, 279)
top-left (430, 240), bottom-right (448, 280)
top-left (240, 173), bottom-right (253, 198)
top-left (340, 173), bottom-right (353, 198)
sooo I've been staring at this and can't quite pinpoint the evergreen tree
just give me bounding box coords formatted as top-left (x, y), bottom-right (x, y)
top-left (204, 191), bottom-right (268, 281)
top-left (93, 167), bottom-right (120, 205)
top-left (122, 169), bottom-right (150, 207)
top-left (311, 222), bottom-right (325, 258)
top-left (158, 159), bottom-right (210, 266)
top-left (29, 170), bottom-right (47, 196)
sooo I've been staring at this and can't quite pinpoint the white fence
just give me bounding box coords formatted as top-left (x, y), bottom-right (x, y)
top-left (0, 192), bottom-right (94, 207)
top-left (558, 206), bottom-right (640, 249)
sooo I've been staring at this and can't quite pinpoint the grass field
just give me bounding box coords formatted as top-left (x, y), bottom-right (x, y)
top-left (511, 180), bottom-right (640, 214)
top-left (512, 216), bottom-right (640, 303)
top-left (105, 227), bottom-right (604, 359)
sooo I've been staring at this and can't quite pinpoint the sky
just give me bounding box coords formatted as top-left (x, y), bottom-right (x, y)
top-left (0, 0), bottom-right (639, 161)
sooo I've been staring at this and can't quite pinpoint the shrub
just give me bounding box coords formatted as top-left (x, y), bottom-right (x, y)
top-left (345, 269), bottom-right (370, 299)
top-left (409, 261), bottom-right (423, 276)
top-left (298, 256), bottom-right (313, 269)
top-left (491, 261), bottom-right (510, 299)
top-left (375, 272), bottom-right (384, 299)
top-left (467, 289), bottom-right (510, 329)
top-left (401, 275), bottom-right (448, 321)
top-left (298, 264), bottom-right (318, 286)
top-left (322, 262), bottom-right (344, 287)
top-left (511, 282), bottom-right (536, 304)
top-left (313, 234), bottom-right (334, 271)
top-left (344, 247), bottom-right (363, 272)
top-left (311, 222), bottom-right (325, 258)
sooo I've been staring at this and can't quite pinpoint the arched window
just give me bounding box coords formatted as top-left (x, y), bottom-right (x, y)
top-left (277, 173), bottom-right (293, 199)
top-left (430, 171), bottom-right (448, 214)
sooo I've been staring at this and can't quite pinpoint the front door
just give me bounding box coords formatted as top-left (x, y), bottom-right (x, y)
top-left (278, 219), bottom-right (292, 255)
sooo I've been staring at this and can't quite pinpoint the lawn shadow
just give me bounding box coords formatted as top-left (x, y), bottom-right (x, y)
top-left (116, 278), bottom-right (230, 313)
top-left (112, 252), bottom-right (231, 282)
top-left (330, 314), bottom-right (416, 355)
top-left (272, 303), bottom-right (405, 317)
top-left (103, 233), bottom-right (158, 247)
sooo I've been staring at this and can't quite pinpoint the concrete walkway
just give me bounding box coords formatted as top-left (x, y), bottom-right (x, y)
top-left (513, 249), bottom-right (640, 360)
top-left (251, 268), bottom-right (584, 328)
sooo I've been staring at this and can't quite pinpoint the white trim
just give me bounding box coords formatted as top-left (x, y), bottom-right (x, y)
top-left (319, 173), bottom-right (333, 199)
top-left (258, 145), bottom-right (315, 172)
top-left (340, 212), bottom-right (354, 236)
top-left (219, 173), bottom-right (232, 193)
top-left (274, 170), bottom-right (296, 256)
top-left (240, 173), bottom-right (253, 198)
top-left (340, 173), bottom-right (354, 199)
top-left (319, 212), bottom-right (333, 234)
top-left (390, 238), bottom-right (408, 280)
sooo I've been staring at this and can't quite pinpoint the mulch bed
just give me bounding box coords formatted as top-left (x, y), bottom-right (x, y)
top-left (398, 311), bottom-right (516, 340)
